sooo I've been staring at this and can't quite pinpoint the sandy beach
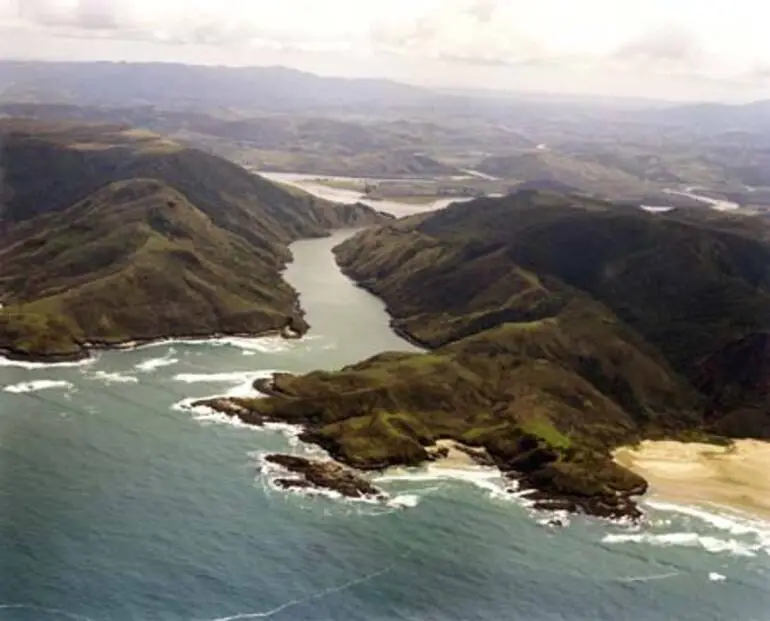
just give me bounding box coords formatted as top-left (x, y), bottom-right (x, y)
top-left (614, 440), bottom-right (770, 521)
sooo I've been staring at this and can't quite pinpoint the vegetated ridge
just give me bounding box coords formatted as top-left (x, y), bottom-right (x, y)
top-left (205, 190), bottom-right (770, 518)
top-left (0, 119), bottom-right (391, 361)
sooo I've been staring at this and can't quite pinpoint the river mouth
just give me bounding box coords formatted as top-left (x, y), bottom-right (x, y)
top-left (1, 206), bottom-right (769, 619)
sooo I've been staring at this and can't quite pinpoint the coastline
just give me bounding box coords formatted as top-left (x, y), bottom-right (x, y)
top-left (0, 325), bottom-right (303, 366)
top-left (614, 440), bottom-right (770, 522)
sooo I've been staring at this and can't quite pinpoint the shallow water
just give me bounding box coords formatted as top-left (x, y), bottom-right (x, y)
top-left (1, 231), bottom-right (770, 621)
top-left (259, 171), bottom-right (473, 218)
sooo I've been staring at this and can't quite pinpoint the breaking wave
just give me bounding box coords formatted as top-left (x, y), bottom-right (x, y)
top-left (3, 380), bottom-right (74, 394)
top-left (134, 349), bottom-right (179, 372)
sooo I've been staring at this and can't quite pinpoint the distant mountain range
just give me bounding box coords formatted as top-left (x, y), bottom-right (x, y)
top-left (2, 59), bottom-right (769, 125)
top-left (0, 60), bottom-right (436, 113)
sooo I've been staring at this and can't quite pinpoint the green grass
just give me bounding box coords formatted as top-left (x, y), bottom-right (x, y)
top-left (520, 418), bottom-right (572, 449)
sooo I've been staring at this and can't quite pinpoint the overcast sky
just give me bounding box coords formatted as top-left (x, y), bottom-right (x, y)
top-left (0, 0), bottom-right (768, 101)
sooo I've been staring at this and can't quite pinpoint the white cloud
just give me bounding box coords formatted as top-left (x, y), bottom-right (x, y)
top-left (1, 0), bottom-right (770, 92)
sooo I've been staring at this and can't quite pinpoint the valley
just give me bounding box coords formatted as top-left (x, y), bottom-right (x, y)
top-left (2, 31), bottom-right (770, 621)
top-left (0, 119), bottom-right (391, 361)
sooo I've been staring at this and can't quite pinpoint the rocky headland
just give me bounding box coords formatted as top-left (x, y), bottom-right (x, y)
top-left (200, 190), bottom-right (770, 520)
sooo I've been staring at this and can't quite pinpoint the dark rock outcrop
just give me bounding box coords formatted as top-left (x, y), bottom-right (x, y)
top-left (265, 454), bottom-right (385, 499)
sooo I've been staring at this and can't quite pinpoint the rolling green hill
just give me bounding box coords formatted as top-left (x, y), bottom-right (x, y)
top-left (0, 120), bottom-right (390, 360)
top-left (212, 190), bottom-right (770, 518)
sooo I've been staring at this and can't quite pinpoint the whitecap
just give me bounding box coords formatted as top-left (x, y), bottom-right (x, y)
top-left (190, 410), bottom-right (255, 429)
top-left (537, 510), bottom-right (572, 528)
top-left (615, 571), bottom-right (680, 583)
top-left (134, 350), bottom-right (179, 372)
top-left (3, 380), bottom-right (74, 394)
top-left (709, 572), bottom-right (727, 582)
top-left (85, 371), bottom-right (139, 384)
top-left (216, 336), bottom-right (298, 355)
top-left (0, 355), bottom-right (95, 370)
top-left (126, 334), bottom-right (315, 357)
top-left (262, 421), bottom-right (305, 447)
top-left (644, 500), bottom-right (770, 556)
top-left (173, 371), bottom-right (268, 385)
top-left (172, 369), bottom-right (279, 399)
top-left (601, 531), bottom-right (759, 557)
top-left (645, 500), bottom-right (767, 536)
top-left (387, 494), bottom-right (421, 509)
top-left (375, 464), bottom-right (511, 499)
top-left (171, 370), bottom-right (287, 427)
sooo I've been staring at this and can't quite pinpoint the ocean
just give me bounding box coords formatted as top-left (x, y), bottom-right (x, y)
top-left (1, 230), bottom-right (769, 621)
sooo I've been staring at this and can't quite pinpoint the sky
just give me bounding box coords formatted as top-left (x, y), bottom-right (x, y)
top-left (0, 0), bottom-right (769, 101)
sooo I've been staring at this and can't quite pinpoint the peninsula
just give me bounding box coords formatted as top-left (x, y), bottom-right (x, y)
top-left (203, 190), bottom-right (770, 519)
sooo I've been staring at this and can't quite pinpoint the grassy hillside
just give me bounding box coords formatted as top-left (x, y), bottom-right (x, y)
top-left (213, 191), bottom-right (770, 517)
top-left (0, 120), bottom-right (390, 359)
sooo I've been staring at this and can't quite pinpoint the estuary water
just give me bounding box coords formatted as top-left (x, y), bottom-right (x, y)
top-left (1, 233), bottom-right (769, 619)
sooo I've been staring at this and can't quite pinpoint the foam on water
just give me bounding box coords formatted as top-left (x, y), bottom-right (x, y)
top-left (3, 379), bottom-right (74, 394)
top-left (134, 349), bottom-right (179, 372)
top-left (171, 370), bottom-right (287, 428)
top-left (0, 355), bottom-right (96, 370)
top-left (262, 421), bottom-right (305, 447)
top-left (127, 334), bottom-right (312, 357)
top-left (173, 369), bottom-right (278, 398)
top-left (614, 571), bottom-right (680, 583)
top-left (85, 370), bottom-right (139, 384)
top-left (190, 410), bottom-right (256, 430)
top-left (375, 464), bottom-right (514, 501)
top-left (602, 532), bottom-right (759, 557)
top-left (646, 500), bottom-right (770, 538)
top-left (216, 336), bottom-right (301, 355)
top-left (387, 494), bottom-right (421, 509)
top-left (174, 371), bottom-right (270, 384)
top-left (710, 572), bottom-right (727, 582)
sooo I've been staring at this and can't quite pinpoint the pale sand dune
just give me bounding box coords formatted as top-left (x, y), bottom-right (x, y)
top-left (614, 440), bottom-right (770, 521)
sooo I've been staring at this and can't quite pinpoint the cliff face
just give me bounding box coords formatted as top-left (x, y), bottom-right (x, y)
top-left (216, 191), bottom-right (770, 518)
top-left (0, 119), bottom-right (390, 360)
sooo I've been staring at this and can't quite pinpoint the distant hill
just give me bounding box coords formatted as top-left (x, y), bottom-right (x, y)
top-left (639, 100), bottom-right (770, 133)
top-left (0, 120), bottom-right (389, 360)
top-left (215, 190), bottom-right (770, 518)
top-left (0, 102), bottom-right (465, 178)
top-left (0, 61), bottom-right (435, 113)
top-left (476, 151), bottom-right (655, 198)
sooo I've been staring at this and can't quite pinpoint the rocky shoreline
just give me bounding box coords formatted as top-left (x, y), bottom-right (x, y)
top-left (196, 380), bottom-right (648, 522)
top-left (264, 454), bottom-right (386, 500)
top-left (0, 320), bottom-right (306, 365)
